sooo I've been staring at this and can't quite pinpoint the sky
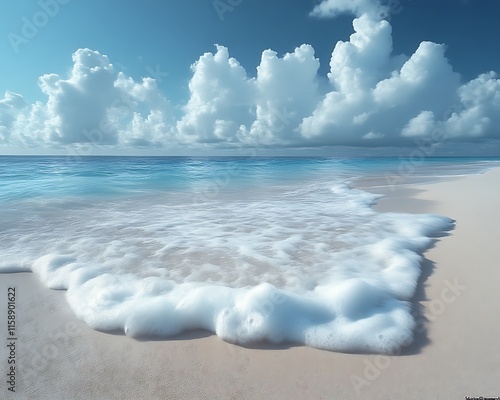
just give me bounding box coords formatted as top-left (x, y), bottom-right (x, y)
top-left (1, 0), bottom-right (500, 156)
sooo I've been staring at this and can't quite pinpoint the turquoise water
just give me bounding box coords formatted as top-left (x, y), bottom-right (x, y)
top-left (0, 156), bottom-right (497, 353)
top-left (0, 156), bottom-right (498, 203)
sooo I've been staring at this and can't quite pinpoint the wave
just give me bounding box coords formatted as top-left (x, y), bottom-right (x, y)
top-left (0, 178), bottom-right (454, 353)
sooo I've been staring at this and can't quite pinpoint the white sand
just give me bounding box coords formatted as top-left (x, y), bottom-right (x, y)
top-left (1, 168), bottom-right (500, 399)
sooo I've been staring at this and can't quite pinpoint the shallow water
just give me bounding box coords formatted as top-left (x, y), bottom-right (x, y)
top-left (0, 156), bottom-right (496, 352)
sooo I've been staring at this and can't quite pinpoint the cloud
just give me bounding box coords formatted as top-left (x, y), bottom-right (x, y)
top-left (114, 72), bottom-right (172, 147)
top-left (242, 44), bottom-right (321, 146)
top-left (176, 45), bottom-right (255, 145)
top-left (178, 11), bottom-right (500, 148)
top-left (1, 2), bottom-right (500, 152)
top-left (176, 43), bottom-right (322, 148)
top-left (38, 49), bottom-right (121, 144)
top-left (299, 15), bottom-right (464, 146)
top-left (310, 0), bottom-right (389, 19)
top-left (0, 91), bottom-right (27, 143)
top-left (3, 48), bottom-right (172, 149)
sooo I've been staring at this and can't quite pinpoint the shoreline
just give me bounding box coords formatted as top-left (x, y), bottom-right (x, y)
top-left (1, 168), bottom-right (500, 399)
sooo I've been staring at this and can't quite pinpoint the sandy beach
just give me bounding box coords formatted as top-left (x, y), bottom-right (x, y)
top-left (1, 168), bottom-right (500, 400)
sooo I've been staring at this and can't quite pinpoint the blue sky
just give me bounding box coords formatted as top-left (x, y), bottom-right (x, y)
top-left (1, 0), bottom-right (500, 155)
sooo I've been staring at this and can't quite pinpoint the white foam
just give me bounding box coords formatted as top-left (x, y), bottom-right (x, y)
top-left (0, 180), bottom-right (453, 353)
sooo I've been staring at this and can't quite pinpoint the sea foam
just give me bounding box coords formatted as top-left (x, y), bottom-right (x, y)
top-left (0, 180), bottom-right (453, 353)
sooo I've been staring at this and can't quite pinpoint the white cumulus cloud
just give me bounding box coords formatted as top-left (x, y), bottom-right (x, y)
top-left (0, 91), bottom-right (27, 143)
top-left (310, 0), bottom-right (390, 18)
top-left (176, 45), bottom-right (255, 145)
top-left (1, 1), bottom-right (500, 152)
top-left (3, 48), bottom-right (172, 149)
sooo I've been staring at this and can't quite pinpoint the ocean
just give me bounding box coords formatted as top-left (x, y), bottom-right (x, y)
top-left (0, 156), bottom-right (498, 353)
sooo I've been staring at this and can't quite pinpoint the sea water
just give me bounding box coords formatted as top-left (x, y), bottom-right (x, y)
top-left (0, 156), bottom-right (497, 353)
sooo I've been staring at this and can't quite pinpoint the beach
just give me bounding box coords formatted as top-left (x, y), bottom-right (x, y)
top-left (2, 167), bottom-right (500, 400)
